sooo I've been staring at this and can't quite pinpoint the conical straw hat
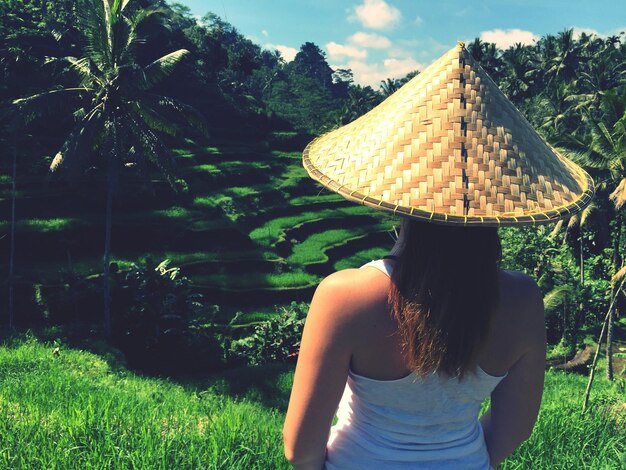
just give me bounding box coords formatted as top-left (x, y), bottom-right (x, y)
top-left (303, 42), bottom-right (594, 226)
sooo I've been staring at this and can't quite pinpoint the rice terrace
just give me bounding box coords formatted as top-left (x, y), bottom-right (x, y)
top-left (1, 0), bottom-right (626, 468)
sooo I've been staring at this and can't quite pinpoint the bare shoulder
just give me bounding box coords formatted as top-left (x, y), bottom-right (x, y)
top-left (498, 270), bottom-right (545, 347)
top-left (499, 270), bottom-right (542, 301)
top-left (311, 267), bottom-right (390, 323)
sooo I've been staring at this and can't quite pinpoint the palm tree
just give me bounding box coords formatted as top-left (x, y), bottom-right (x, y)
top-left (569, 38), bottom-right (626, 112)
top-left (467, 38), bottom-right (502, 79)
top-left (11, 0), bottom-right (206, 338)
top-left (338, 85), bottom-right (381, 125)
top-left (467, 38), bottom-right (485, 62)
top-left (564, 88), bottom-right (626, 380)
top-left (380, 78), bottom-right (400, 98)
top-left (500, 43), bottom-right (533, 103)
top-left (546, 29), bottom-right (582, 86)
top-left (549, 201), bottom-right (596, 347)
top-left (549, 202), bottom-right (596, 285)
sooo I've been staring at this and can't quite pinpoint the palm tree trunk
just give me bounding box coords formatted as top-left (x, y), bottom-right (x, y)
top-left (8, 139), bottom-right (17, 329)
top-left (575, 228), bottom-right (585, 347)
top-left (580, 229), bottom-right (584, 286)
top-left (103, 116), bottom-right (119, 340)
top-left (582, 272), bottom-right (626, 412)
top-left (607, 307), bottom-right (614, 381)
top-left (607, 216), bottom-right (621, 381)
top-left (103, 177), bottom-right (113, 339)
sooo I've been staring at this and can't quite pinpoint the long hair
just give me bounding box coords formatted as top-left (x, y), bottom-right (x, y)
top-left (388, 219), bottom-right (501, 378)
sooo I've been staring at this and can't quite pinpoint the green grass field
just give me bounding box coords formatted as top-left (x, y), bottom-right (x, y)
top-left (1, 337), bottom-right (624, 469)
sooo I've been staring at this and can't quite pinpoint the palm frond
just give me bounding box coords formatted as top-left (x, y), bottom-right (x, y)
top-left (111, 0), bottom-right (123, 17)
top-left (558, 144), bottom-right (614, 170)
top-left (142, 93), bottom-right (208, 136)
top-left (122, 7), bottom-right (170, 62)
top-left (595, 121), bottom-right (616, 150)
top-left (126, 108), bottom-right (178, 189)
top-left (566, 214), bottom-right (579, 231)
top-left (79, 0), bottom-right (113, 71)
top-left (66, 56), bottom-right (105, 88)
top-left (50, 108), bottom-right (103, 181)
top-left (140, 49), bottom-right (189, 89)
top-left (612, 264), bottom-right (626, 284)
top-left (579, 201), bottom-right (596, 226)
top-left (609, 178), bottom-right (626, 209)
top-left (544, 285), bottom-right (573, 311)
top-left (548, 219), bottom-right (564, 240)
top-left (133, 101), bottom-right (178, 136)
top-left (111, 15), bottom-right (132, 68)
top-left (11, 88), bottom-right (91, 126)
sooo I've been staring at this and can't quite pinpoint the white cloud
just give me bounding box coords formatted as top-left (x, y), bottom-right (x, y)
top-left (350, 0), bottom-right (401, 30)
top-left (348, 32), bottom-right (391, 49)
top-left (261, 30), bottom-right (269, 37)
top-left (571, 26), bottom-right (626, 39)
top-left (335, 57), bottom-right (423, 87)
top-left (382, 57), bottom-right (423, 78)
top-left (265, 43), bottom-right (298, 62)
top-left (414, 16), bottom-right (423, 26)
top-left (479, 29), bottom-right (538, 49)
top-left (390, 37), bottom-right (446, 60)
top-left (387, 47), bottom-right (413, 59)
top-left (326, 41), bottom-right (368, 60)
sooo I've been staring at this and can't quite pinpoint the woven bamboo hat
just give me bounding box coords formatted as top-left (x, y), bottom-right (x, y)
top-left (303, 42), bottom-right (594, 226)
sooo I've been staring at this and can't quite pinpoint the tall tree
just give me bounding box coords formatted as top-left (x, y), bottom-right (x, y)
top-left (380, 78), bottom-right (400, 97)
top-left (563, 88), bottom-right (626, 380)
top-left (500, 43), bottom-right (534, 103)
top-left (338, 85), bottom-right (381, 125)
top-left (289, 42), bottom-right (334, 89)
top-left (11, 0), bottom-right (206, 338)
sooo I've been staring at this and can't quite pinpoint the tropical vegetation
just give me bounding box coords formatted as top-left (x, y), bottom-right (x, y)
top-left (1, 0), bottom-right (626, 467)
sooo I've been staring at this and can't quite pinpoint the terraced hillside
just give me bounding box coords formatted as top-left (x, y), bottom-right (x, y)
top-left (0, 130), bottom-right (396, 321)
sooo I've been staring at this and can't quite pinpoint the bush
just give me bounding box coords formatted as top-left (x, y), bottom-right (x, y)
top-left (229, 302), bottom-right (307, 366)
top-left (111, 258), bottom-right (223, 374)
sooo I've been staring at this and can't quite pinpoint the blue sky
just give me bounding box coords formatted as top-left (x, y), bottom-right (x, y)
top-left (173, 0), bottom-right (626, 87)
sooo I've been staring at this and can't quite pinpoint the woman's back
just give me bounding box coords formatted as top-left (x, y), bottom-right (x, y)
top-left (346, 258), bottom-right (541, 382)
top-left (326, 368), bottom-right (504, 469)
top-left (323, 258), bottom-right (541, 469)
top-left (284, 247), bottom-right (545, 469)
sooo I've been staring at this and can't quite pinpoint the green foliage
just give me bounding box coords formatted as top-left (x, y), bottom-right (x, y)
top-left (229, 302), bottom-right (307, 366)
top-left (546, 337), bottom-right (576, 360)
top-left (502, 371), bottom-right (626, 469)
top-left (265, 74), bottom-right (339, 134)
top-left (0, 217), bottom-right (79, 232)
top-left (288, 224), bottom-right (391, 265)
top-left (2, 1), bottom-right (626, 387)
top-left (0, 338), bottom-right (289, 469)
top-left (111, 259), bottom-right (222, 374)
top-left (249, 205), bottom-right (374, 247)
top-left (1, 340), bottom-right (625, 468)
top-left (334, 247), bottom-right (390, 271)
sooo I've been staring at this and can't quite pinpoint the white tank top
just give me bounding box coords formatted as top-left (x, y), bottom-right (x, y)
top-left (325, 259), bottom-right (505, 469)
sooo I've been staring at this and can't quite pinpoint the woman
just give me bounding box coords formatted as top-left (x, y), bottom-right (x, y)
top-left (284, 220), bottom-right (544, 469)
top-left (284, 43), bottom-right (593, 469)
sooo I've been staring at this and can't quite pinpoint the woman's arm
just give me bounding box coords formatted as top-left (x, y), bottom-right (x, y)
top-left (480, 276), bottom-right (546, 468)
top-left (283, 272), bottom-right (358, 469)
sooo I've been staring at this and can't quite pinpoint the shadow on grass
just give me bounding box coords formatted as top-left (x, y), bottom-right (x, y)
top-left (1, 325), bottom-right (294, 412)
top-left (175, 362), bottom-right (295, 412)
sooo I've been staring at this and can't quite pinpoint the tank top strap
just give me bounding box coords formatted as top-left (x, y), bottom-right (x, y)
top-left (360, 258), bottom-right (395, 278)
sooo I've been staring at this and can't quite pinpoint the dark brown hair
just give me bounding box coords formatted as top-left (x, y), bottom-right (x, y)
top-left (389, 219), bottom-right (501, 378)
